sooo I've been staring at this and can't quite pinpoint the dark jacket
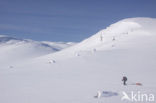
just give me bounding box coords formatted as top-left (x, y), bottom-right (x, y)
top-left (122, 76), bottom-right (127, 81)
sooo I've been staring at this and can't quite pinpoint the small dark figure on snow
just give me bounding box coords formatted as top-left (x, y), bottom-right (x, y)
top-left (122, 76), bottom-right (127, 85)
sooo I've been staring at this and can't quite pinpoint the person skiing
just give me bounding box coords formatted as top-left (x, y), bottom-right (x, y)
top-left (122, 76), bottom-right (127, 85)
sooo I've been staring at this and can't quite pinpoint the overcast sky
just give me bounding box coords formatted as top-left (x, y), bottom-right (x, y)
top-left (0, 0), bottom-right (156, 42)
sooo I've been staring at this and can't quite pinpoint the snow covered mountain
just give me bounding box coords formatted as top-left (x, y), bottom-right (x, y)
top-left (42, 41), bottom-right (76, 51)
top-left (0, 35), bottom-right (75, 65)
top-left (39, 17), bottom-right (156, 60)
top-left (0, 17), bottom-right (156, 103)
top-left (71, 17), bottom-right (156, 51)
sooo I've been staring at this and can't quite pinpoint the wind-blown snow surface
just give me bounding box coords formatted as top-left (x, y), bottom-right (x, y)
top-left (0, 17), bottom-right (156, 103)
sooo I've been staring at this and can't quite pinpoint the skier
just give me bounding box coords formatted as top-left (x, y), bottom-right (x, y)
top-left (122, 76), bottom-right (127, 85)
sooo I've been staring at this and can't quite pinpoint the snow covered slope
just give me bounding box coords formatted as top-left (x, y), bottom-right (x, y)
top-left (42, 41), bottom-right (76, 51)
top-left (39, 17), bottom-right (156, 59)
top-left (0, 35), bottom-right (75, 66)
top-left (72, 17), bottom-right (156, 51)
top-left (0, 17), bottom-right (156, 103)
